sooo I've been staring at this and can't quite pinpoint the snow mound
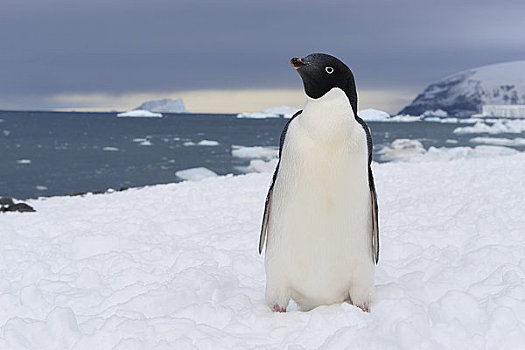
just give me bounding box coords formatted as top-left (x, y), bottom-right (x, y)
top-left (400, 60), bottom-right (525, 116)
top-left (2, 154), bottom-right (525, 348)
top-left (175, 167), bottom-right (218, 181)
top-left (358, 109), bottom-right (391, 121)
top-left (117, 110), bottom-right (162, 118)
top-left (136, 98), bottom-right (187, 113)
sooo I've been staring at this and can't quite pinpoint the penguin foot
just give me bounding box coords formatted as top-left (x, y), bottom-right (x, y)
top-left (356, 304), bottom-right (370, 313)
top-left (273, 304), bottom-right (286, 312)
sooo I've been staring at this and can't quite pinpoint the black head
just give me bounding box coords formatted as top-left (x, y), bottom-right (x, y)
top-left (291, 53), bottom-right (358, 114)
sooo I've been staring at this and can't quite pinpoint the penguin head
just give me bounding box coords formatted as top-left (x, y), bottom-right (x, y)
top-left (291, 53), bottom-right (358, 113)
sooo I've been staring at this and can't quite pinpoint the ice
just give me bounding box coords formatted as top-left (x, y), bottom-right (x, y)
top-left (3, 130), bottom-right (11, 136)
top-left (16, 159), bottom-right (31, 164)
top-left (236, 106), bottom-right (298, 119)
top-left (421, 109), bottom-right (448, 117)
top-left (175, 167), bottom-right (218, 181)
top-left (236, 158), bottom-right (279, 173)
top-left (197, 140), bottom-right (220, 146)
top-left (358, 109), bottom-right (391, 121)
top-left (470, 137), bottom-right (525, 146)
top-left (117, 110), bottom-right (163, 118)
top-left (261, 106), bottom-right (298, 119)
top-left (102, 146), bottom-right (119, 152)
top-left (2, 153), bottom-right (525, 348)
top-left (231, 145), bottom-right (278, 160)
top-left (378, 139), bottom-right (426, 162)
top-left (36, 185), bottom-right (48, 191)
top-left (389, 114), bottom-right (422, 122)
top-left (480, 105), bottom-right (525, 118)
top-left (132, 138), bottom-right (152, 146)
top-left (236, 112), bottom-right (280, 119)
top-left (454, 119), bottom-right (525, 134)
top-left (379, 139), bottom-right (519, 162)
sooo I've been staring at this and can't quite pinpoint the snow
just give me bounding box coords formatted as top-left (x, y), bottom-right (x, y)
top-left (117, 110), bottom-right (163, 118)
top-left (175, 167), bottom-right (218, 181)
top-left (358, 109), bottom-right (390, 121)
top-left (2, 152), bottom-right (525, 348)
top-left (379, 139), bottom-right (518, 162)
top-left (454, 119), bottom-right (525, 134)
top-left (136, 98), bottom-right (187, 113)
top-left (470, 136), bottom-right (525, 147)
top-left (231, 145), bottom-right (278, 160)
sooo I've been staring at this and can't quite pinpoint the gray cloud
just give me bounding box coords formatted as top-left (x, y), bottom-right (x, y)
top-left (1, 0), bottom-right (525, 107)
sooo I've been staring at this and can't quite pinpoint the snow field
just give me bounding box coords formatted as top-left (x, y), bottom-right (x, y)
top-left (2, 154), bottom-right (525, 348)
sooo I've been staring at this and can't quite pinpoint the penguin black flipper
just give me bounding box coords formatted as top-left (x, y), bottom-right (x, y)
top-left (259, 110), bottom-right (303, 254)
top-left (355, 115), bottom-right (380, 264)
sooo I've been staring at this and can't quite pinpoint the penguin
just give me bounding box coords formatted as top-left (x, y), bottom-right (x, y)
top-left (259, 53), bottom-right (379, 313)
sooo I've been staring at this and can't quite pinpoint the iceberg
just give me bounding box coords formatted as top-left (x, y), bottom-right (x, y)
top-left (479, 105), bottom-right (525, 118)
top-left (117, 110), bottom-right (162, 118)
top-left (236, 105), bottom-right (298, 119)
top-left (358, 109), bottom-right (391, 121)
top-left (421, 109), bottom-right (448, 118)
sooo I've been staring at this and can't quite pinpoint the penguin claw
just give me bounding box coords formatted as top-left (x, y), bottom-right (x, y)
top-left (273, 304), bottom-right (286, 312)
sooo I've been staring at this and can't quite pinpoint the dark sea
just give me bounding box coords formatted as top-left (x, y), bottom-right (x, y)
top-left (0, 110), bottom-right (514, 199)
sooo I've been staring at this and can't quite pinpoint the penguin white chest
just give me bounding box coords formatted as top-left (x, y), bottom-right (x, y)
top-left (265, 88), bottom-right (374, 310)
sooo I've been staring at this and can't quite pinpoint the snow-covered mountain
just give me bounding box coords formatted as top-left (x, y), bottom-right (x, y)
top-left (399, 61), bottom-right (525, 116)
top-left (136, 98), bottom-right (187, 113)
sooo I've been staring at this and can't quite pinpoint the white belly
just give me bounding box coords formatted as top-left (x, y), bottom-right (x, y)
top-left (264, 88), bottom-right (374, 310)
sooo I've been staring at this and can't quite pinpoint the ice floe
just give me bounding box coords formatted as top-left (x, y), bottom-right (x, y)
top-left (470, 137), bottom-right (525, 146)
top-left (379, 139), bottom-right (518, 162)
top-left (175, 167), bottom-right (218, 181)
top-left (231, 145), bottom-right (278, 160)
top-left (117, 110), bottom-right (163, 118)
top-left (454, 119), bottom-right (525, 134)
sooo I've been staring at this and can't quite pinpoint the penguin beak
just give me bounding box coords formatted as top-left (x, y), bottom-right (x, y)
top-left (290, 57), bottom-right (307, 69)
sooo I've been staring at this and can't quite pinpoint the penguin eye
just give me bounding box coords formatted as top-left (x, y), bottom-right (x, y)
top-left (325, 66), bottom-right (334, 74)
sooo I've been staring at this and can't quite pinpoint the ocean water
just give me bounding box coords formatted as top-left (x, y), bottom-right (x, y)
top-left (0, 110), bottom-right (516, 199)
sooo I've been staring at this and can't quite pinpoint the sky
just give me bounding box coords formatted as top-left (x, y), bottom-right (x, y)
top-left (1, 0), bottom-right (525, 114)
